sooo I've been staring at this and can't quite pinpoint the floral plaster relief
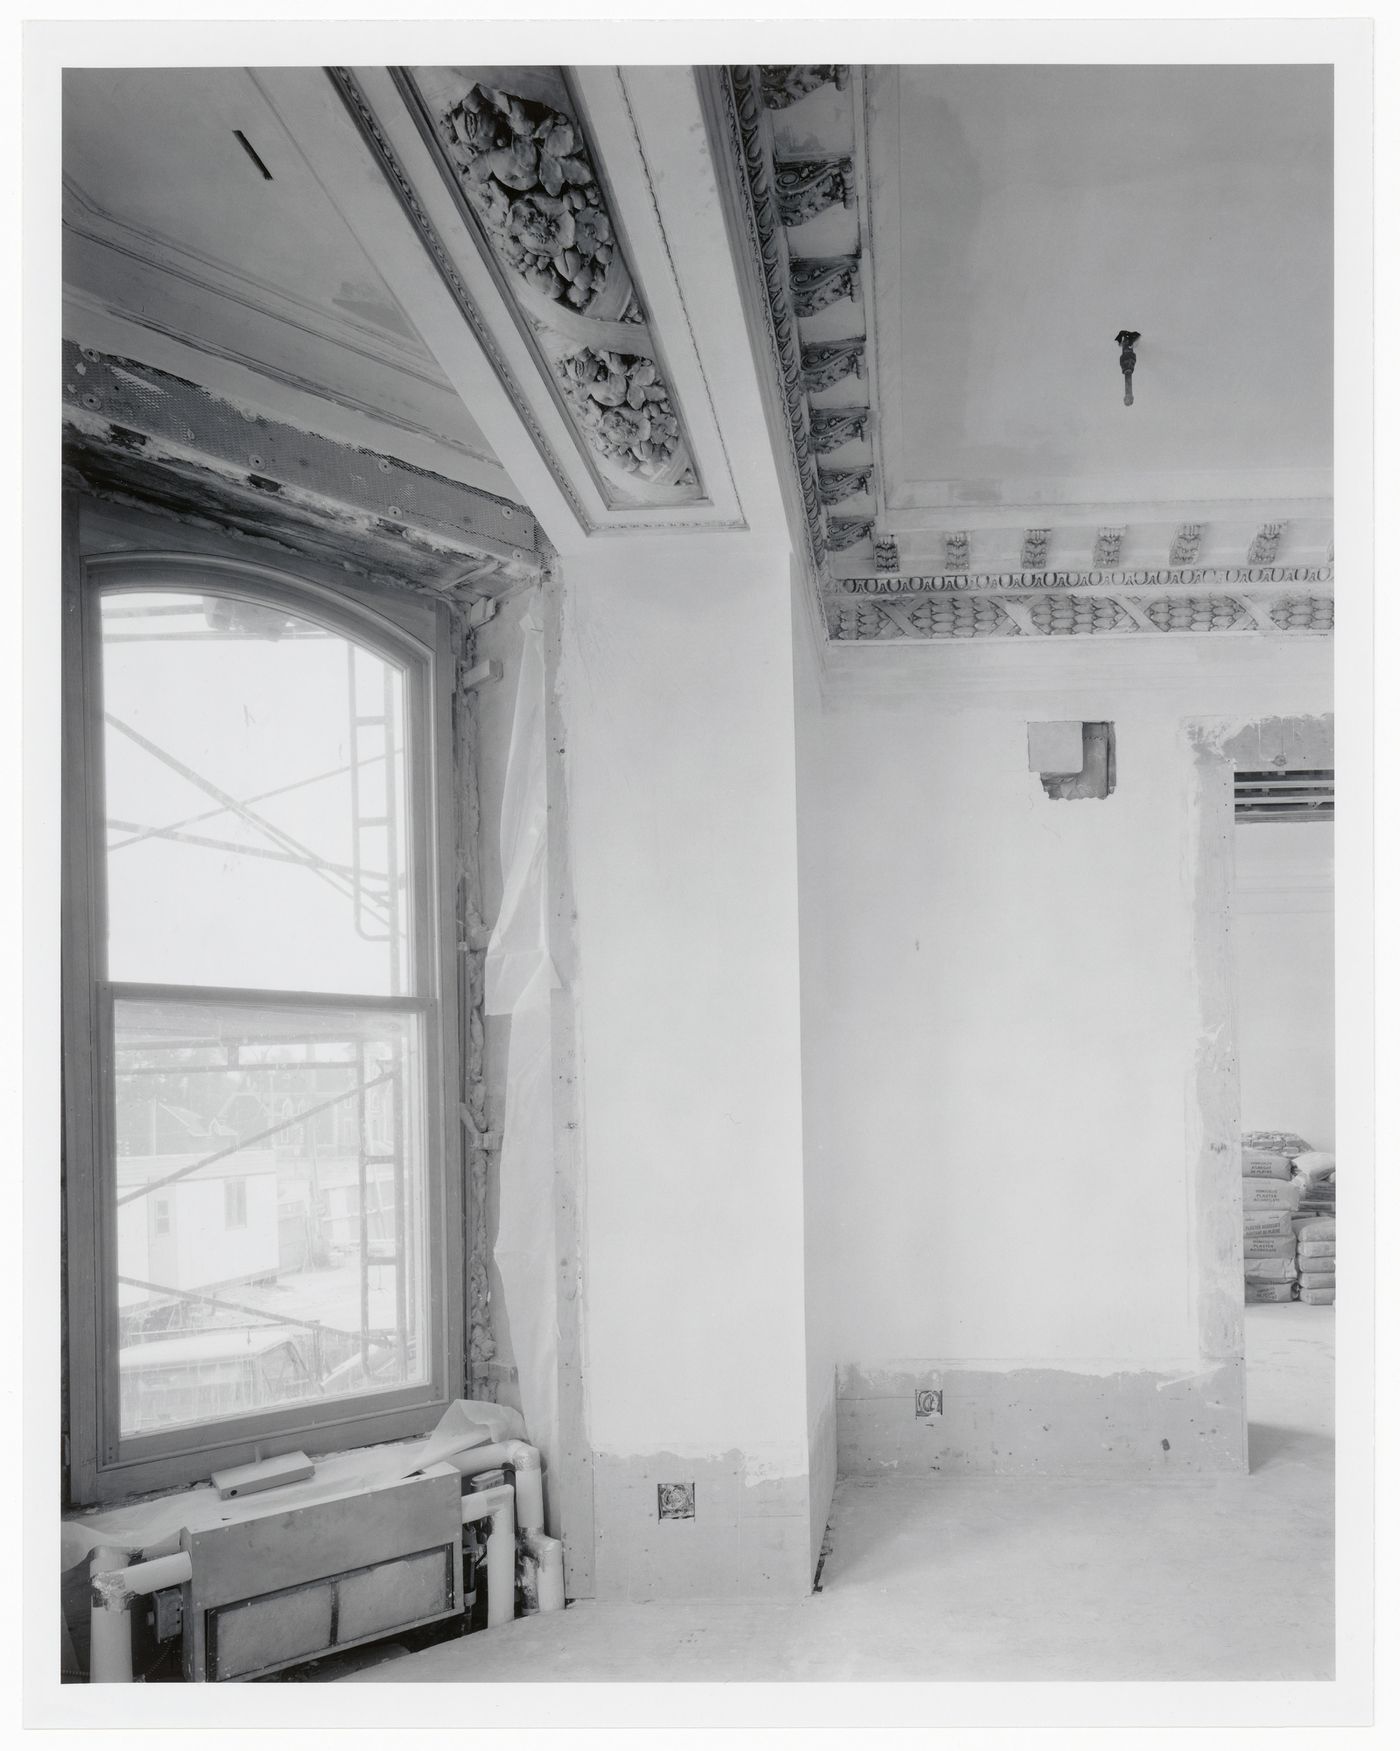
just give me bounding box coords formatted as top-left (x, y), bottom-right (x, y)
top-left (410, 67), bottom-right (699, 499)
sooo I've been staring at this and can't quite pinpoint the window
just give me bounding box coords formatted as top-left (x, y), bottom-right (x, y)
top-left (64, 517), bottom-right (463, 1502)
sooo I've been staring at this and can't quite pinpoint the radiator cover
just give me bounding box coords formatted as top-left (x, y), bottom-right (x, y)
top-left (179, 1463), bottom-right (463, 1682)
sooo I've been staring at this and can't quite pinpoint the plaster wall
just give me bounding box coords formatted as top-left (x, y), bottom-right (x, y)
top-left (1233, 822), bottom-right (1335, 1151)
top-left (559, 538), bottom-right (813, 1598)
top-left (793, 567), bottom-right (837, 1577)
top-left (801, 638), bottom-right (1332, 1473)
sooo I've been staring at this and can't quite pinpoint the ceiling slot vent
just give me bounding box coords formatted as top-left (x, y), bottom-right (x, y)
top-left (232, 129), bottom-right (274, 181)
top-left (1234, 769), bottom-right (1334, 823)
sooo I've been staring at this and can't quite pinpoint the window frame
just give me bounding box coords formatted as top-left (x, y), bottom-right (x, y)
top-left (63, 503), bottom-right (465, 1505)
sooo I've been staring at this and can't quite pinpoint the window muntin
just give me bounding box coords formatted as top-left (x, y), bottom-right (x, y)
top-left (65, 547), bottom-right (458, 1499)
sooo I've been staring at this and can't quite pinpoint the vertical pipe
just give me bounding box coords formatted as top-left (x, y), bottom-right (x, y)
top-left (526, 1532), bottom-right (565, 1614)
top-left (88, 1547), bottom-right (134, 1684)
top-left (484, 1501), bottom-right (516, 1629)
top-left (461, 1484), bottom-right (517, 1630)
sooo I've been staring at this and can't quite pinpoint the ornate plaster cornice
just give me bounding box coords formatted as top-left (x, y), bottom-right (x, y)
top-left (399, 66), bottom-right (703, 504)
top-left (834, 563), bottom-right (1334, 596)
top-left (825, 564), bottom-right (1335, 641)
top-left (703, 65), bottom-right (880, 596)
top-left (705, 64), bottom-right (827, 571)
top-left (328, 66), bottom-right (591, 530)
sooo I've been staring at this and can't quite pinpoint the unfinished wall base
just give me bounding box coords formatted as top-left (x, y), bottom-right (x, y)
top-left (836, 1359), bottom-right (1246, 1476)
top-left (807, 1372), bottom-right (837, 1581)
top-left (591, 1449), bottom-right (813, 1602)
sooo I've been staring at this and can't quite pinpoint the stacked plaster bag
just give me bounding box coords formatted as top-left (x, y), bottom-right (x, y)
top-left (1292, 1150), bottom-right (1337, 1218)
top-left (1295, 1213), bottom-right (1336, 1304)
top-left (1242, 1144), bottom-right (1299, 1301)
top-left (1243, 1130), bottom-right (1312, 1160)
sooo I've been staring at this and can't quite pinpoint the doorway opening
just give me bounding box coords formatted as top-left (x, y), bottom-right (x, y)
top-left (1225, 724), bottom-right (1335, 1477)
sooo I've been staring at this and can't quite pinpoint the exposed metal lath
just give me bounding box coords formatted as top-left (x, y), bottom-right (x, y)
top-left (1234, 769), bottom-right (1334, 823)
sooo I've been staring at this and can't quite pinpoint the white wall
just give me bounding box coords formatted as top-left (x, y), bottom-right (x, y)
top-left (802, 640), bottom-right (1333, 1388)
top-left (793, 566), bottom-right (837, 1569)
top-left (562, 537), bottom-right (809, 1457)
top-left (559, 536), bottom-right (813, 1597)
top-left (1233, 821), bottom-right (1335, 1151)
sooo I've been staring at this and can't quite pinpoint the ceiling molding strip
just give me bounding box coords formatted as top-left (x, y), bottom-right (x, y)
top-left (825, 563), bottom-right (1335, 641)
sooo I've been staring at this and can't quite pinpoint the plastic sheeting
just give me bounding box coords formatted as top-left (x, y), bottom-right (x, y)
top-left (483, 596), bottom-right (563, 1527)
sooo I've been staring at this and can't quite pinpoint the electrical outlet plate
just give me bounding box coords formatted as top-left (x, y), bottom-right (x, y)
top-left (658, 1482), bottom-right (696, 1520)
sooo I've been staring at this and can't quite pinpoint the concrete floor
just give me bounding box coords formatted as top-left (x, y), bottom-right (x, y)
top-left (343, 1304), bottom-right (1333, 1683)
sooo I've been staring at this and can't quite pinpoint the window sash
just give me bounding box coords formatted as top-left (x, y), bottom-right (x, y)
top-left (63, 513), bottom-right (464, 1504)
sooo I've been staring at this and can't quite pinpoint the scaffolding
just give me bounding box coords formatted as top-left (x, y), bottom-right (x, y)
top-left (103, 593), bottom-right (419, 1426)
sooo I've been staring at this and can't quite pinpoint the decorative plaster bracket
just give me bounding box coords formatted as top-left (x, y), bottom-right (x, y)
top-left (827, 515), bottom-right (875, 551)
top-left (774, 157), bottom-right (856, 227)
top-left (760, 65), bottom-right (850, 110)
top-left (1022, 529), bottom-right (1050, 570)
top-left (809, 407), bottom-right (871, 453)
top-left (802, 339), bottom-right (865, 394)
top-left (818, 465), bottom-right (874, 505)
top-left (789, 254), bottom-right (861, 317)
top-left (1094, 528), bottom-right (1123, 567)
top-left (1170, 523), bottom-right (1203, 566)
top-left (1248, 523), bottom-right (1284, 565)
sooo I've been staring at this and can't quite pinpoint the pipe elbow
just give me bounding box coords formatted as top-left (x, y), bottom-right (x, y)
top-left (90, 1570), bottom-right (134, 1614)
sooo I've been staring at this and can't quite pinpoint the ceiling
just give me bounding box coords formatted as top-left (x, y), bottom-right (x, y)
top-left (724, 60), bottom-right (1335, 643)
top-left (59, 61), bottom-right (1337, 646)
top-left (870, 64), bottom-right (1333, 522)
top-left (62, 68), bottom-right (513, 497)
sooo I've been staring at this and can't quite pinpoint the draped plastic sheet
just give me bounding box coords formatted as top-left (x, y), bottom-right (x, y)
top-left (483, 597), bottom-right (563, 1523)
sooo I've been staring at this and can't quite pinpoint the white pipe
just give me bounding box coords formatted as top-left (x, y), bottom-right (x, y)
top-left (89, 1548), bottom-right (134, 1685)
top-left (461, 1482), bottom-right (515, 1630)
top-left (448, 1440), bottom-right (544, 1534)
top-left (523, 1530), bottom-right (565, 1614)
top-left (89, 1547), bottom-right (194, 1683)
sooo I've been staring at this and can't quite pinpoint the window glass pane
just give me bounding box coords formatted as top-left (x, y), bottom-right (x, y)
top-left (114, 998), bottom-right (428, 1437)
top-left (101, 590), bottom-right (412, 995)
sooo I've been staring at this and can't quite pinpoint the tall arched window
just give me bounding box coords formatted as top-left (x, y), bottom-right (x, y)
top-left (64, 513), bottom-right (463, 1503)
